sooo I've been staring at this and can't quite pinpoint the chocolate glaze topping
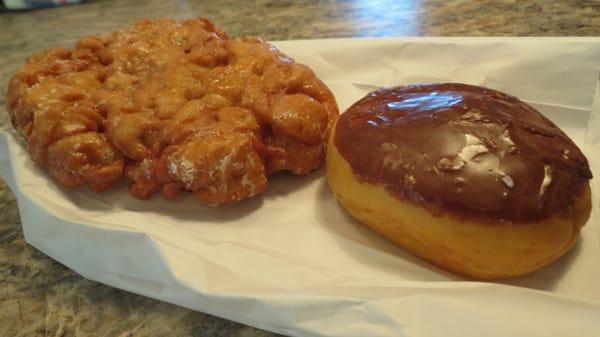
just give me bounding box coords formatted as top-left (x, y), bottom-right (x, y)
top-left (334, 83), bottom-right (592, 222)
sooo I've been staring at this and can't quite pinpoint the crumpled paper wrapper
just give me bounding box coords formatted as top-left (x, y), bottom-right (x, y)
top-left (1, 37), bottom-right (600, 337)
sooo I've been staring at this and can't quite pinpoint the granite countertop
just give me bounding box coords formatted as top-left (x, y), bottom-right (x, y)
top-left (1, 0), bottom-right (599, 336)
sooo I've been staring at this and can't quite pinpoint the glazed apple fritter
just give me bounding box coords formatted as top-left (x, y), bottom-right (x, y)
top-left (6, 18), bottom-right (338, 206)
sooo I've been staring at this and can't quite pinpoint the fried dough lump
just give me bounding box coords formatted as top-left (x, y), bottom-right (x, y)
top-left (7, 18), bottom-right (338, 205)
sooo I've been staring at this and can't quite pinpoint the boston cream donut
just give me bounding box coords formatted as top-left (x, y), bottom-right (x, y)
top-left (327, 83), bottom-right (592, 279)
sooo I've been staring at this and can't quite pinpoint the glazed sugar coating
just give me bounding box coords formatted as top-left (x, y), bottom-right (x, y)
top-left (6, 18), bottom-right (338, 205)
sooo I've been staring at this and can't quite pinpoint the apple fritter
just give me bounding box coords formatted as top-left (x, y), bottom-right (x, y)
top-left (6, 18), bottom-right (338, 205)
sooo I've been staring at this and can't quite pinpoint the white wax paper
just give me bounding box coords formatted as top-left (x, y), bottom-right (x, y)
top-left (1, 37), bottom-right (600, 337)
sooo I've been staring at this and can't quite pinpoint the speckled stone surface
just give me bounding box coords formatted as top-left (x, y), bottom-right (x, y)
top-left (1, 0), bottom-right (599, 336)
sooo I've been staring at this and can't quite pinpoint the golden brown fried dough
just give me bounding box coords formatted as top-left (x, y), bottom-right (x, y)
top-left (328, 83), bottom-right (592, 279)
top-left (7, 18), bottom-right (338, 205)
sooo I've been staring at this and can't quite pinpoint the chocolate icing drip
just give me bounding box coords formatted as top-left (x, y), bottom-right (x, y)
top-left (334, 83), bottom-right (592, 222)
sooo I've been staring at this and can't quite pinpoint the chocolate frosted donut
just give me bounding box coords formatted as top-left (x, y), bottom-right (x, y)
top-left (327, 83), bottom-right (592, 279)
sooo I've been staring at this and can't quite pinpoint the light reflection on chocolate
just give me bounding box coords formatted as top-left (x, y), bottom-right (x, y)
top-left (334, 83), bottom-right (592, 222)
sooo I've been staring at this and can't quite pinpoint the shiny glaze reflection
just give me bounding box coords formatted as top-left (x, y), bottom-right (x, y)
top-left (335, 83), bottom-right (592, 222)
top-left (386, 91), bottom-right (463, 112)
